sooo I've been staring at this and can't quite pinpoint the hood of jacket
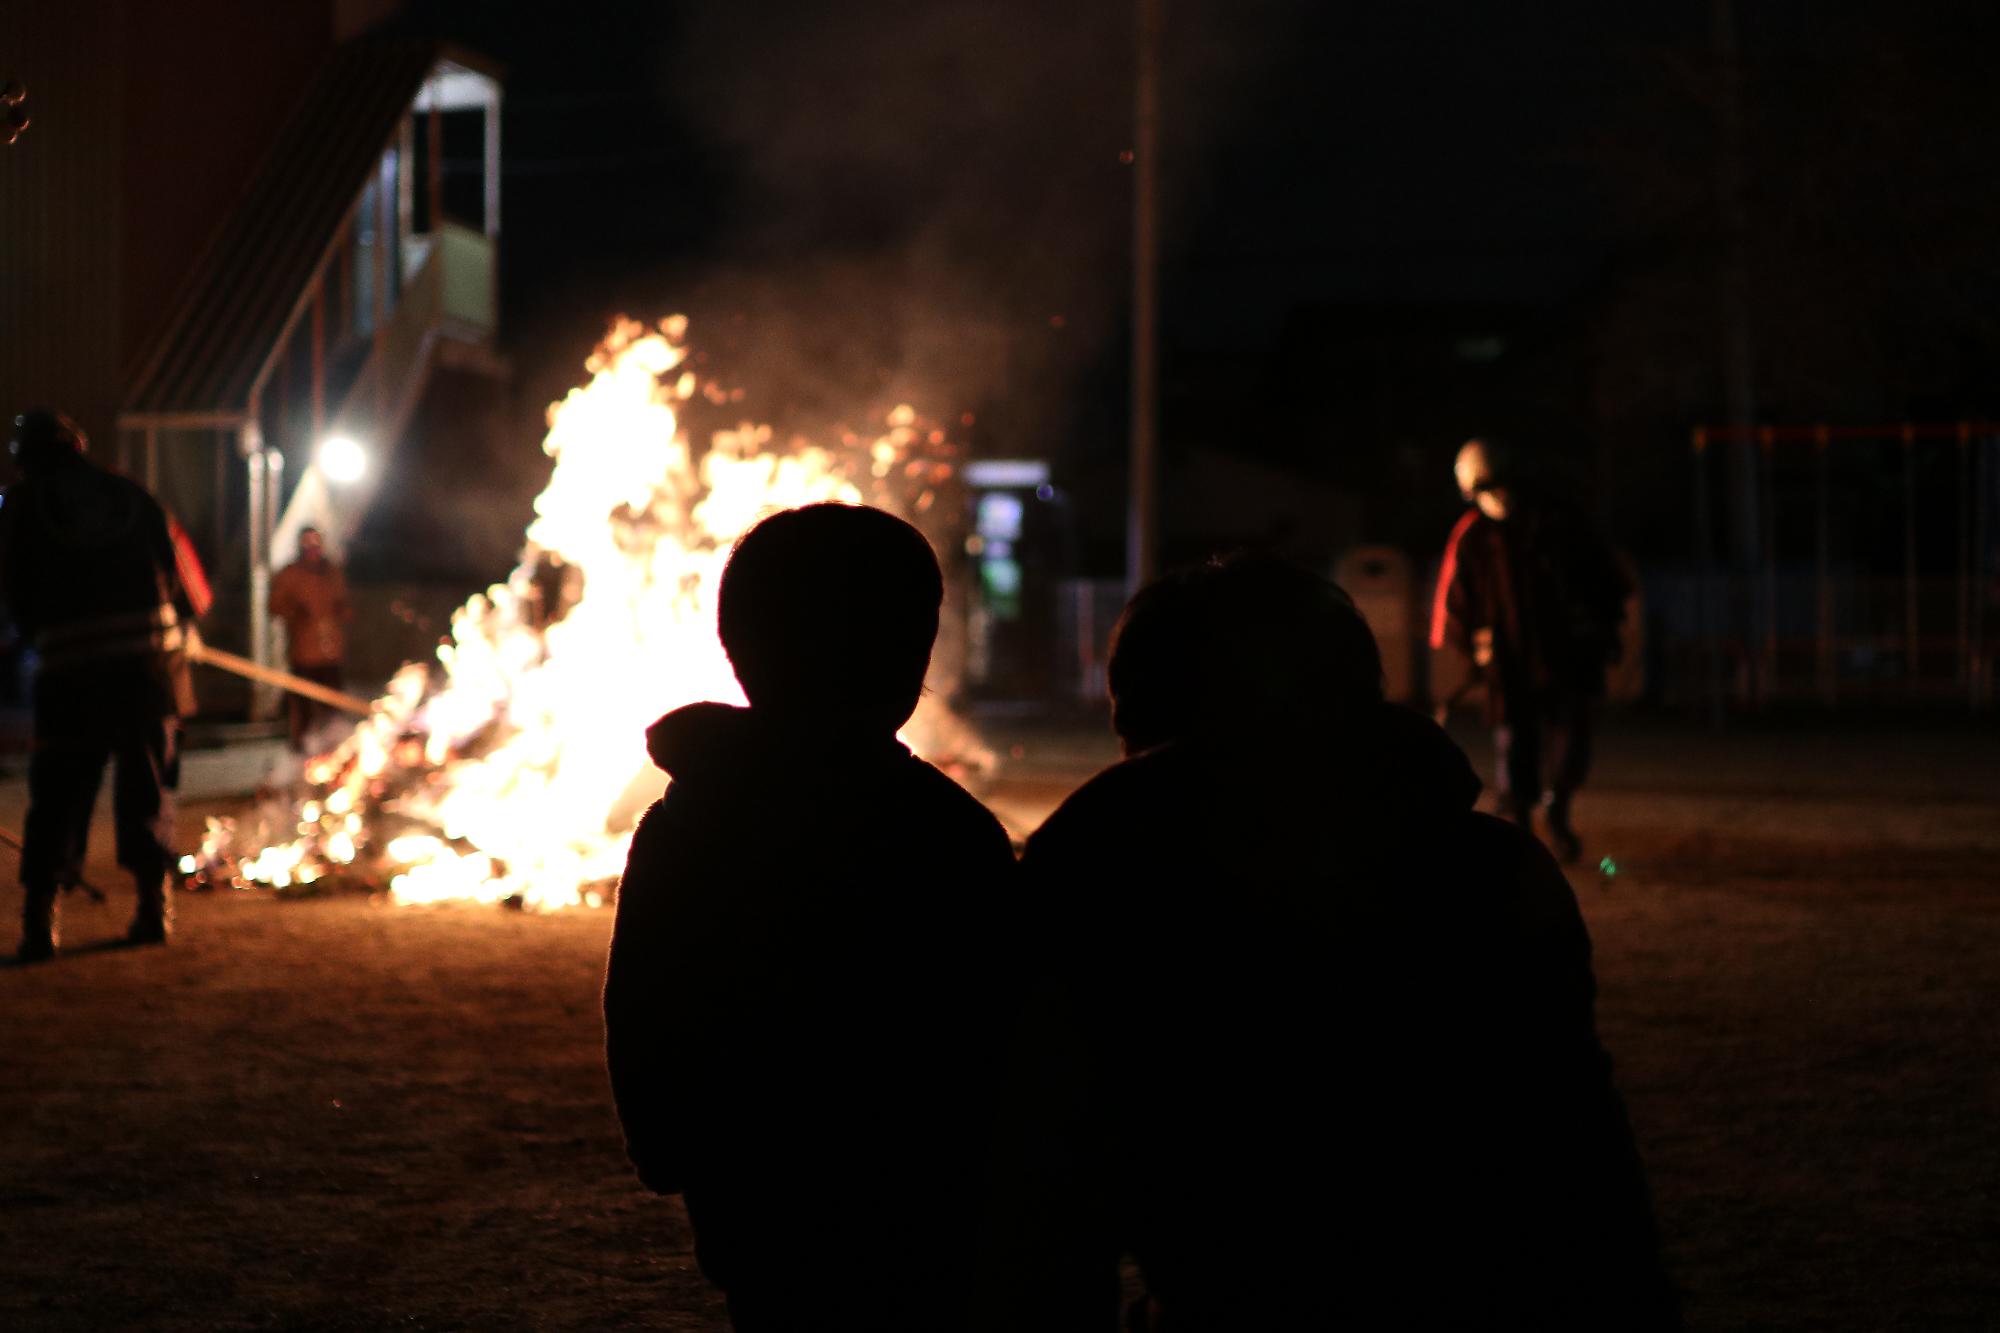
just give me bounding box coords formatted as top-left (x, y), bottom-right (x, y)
top-left (644, 700), bottom-right (911, 788)
top-left (1168, 700), bottom-right (1482, 829)
top-left (1333, 701), bottom-right (1484, 818)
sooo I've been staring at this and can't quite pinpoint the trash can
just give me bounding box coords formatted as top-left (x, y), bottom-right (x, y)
top-left (1333, 545), bottom-right (1415, 703)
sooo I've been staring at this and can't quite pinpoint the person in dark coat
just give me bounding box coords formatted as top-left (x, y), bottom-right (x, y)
top-left (603, 503), bottom-right (1017, 1332)
top-left (1005, 555), bottom-right (1676, 1331)
top-left (1430, 437), bottom-right (1630, 861)
top-left (2, 409), bottom-right (208, 961)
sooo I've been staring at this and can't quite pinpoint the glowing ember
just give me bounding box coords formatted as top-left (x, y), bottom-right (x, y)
top-left (189, 317), bottom-right (992, 910)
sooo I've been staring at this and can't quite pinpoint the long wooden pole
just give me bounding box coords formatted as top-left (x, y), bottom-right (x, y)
top-left (189, 642), bottom-right (373, 715)
top-left (0, 825), bottom-right (106, 902)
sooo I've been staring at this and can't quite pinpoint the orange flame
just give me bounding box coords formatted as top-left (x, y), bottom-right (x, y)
top-left (189, 318), bottom-right (991, 910)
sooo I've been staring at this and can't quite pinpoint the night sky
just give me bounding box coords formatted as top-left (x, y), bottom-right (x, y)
top-left (396, 0), bottom-right (2000, 566)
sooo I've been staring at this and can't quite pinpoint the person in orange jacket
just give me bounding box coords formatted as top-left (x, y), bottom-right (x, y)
top-left (269, 525), bottom-right (352, 753)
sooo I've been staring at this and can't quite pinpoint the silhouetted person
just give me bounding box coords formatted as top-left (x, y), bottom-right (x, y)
top-left (1006, 555), bottom-right (1676, 1330)
top-left (1431, 438), bottom-right (1629, 862)
top-left (269, 525), bottom-right (353, 753)
top-left (2, 410), bottom-right (209, 961)
top-left (603, 503), bottom-right (1016, 1332)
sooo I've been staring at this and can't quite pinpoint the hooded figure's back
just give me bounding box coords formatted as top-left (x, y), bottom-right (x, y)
top-left (1021, 708), bottom-right (1672, 1328)
top-left (1010, 555), bottom-right (1676, 1330)
top-left (604, 701), bottom-right (1016, 1326)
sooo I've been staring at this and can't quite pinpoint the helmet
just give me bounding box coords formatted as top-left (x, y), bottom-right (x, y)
top-left (9, 408), bottom-right (88, 470)
top-left (1453, 436), bottom-right (1512, 503)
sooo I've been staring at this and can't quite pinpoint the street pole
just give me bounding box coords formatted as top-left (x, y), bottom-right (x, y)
top-left (244, 420), bottom-right (269, 681)
top-left (1127, 0), bottom-right (1161, 595)
top-left (1710, 0), bottom-right (1763, 707)
top-left (242, 419), bottom-right (285, 720)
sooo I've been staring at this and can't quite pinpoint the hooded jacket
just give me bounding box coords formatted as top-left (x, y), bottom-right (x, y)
top-left (603, 701), bottom-right (1017, 1321)
top-left (1008, 703), bottom-right (1676, 1330)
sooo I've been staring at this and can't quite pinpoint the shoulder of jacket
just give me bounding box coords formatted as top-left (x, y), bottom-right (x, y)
top-left (1454, 810), bottom-right (1586, 931)
top-left (1022, 747), bottom-right (1181, 862)
top-left (907, 757), bottom-right (1014, 853)
top-left (105, 469), bottom-right (157, 506)
top-left (615, 798), bottom-right (677, 893)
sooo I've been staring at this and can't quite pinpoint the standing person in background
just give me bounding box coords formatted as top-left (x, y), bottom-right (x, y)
top-left (1430, 437), bottom-right (1629, 862)
top-left (1, 409), bottom-right (210, 961)
top-left (269, 525), bottom-right (352, 753)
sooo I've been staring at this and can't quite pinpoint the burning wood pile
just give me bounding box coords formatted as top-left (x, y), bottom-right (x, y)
top-left (181, 317), bottom-right (993, 911)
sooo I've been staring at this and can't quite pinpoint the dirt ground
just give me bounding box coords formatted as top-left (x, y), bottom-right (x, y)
top-left (2, 718), bottom-right (1996, 1331)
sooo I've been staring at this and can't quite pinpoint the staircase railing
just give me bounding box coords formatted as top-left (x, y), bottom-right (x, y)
top-left (271, 221), bottom-right (494, 566)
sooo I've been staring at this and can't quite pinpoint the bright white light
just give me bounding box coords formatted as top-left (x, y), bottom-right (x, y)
top-left (964, 458), bottom-right (1050, 489)
top-left (319, 435), bottom-right (368, 484)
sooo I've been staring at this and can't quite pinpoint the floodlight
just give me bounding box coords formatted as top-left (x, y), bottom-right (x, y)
top-left (318, 435), bottom-right (367, 484)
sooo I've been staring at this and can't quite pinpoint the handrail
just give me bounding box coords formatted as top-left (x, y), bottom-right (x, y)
top-left (271, 242), bottom-right (445, 566)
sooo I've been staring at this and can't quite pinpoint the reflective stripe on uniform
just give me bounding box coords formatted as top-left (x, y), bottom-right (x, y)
top-left (36, 604), bottom-right (184, 671)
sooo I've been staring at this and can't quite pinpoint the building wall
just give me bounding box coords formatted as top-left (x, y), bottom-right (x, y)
top-left (119, 2), bottom-right (336, 379)
top-left (335, 0), bottom-right (406, 43)
top-left (0, 1), bottom-right (129, 448)
top-left (1, 1), bottom-right (400, 450)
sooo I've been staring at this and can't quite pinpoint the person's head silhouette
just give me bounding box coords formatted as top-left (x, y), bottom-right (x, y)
top-left (719, 503), bottom-right (942, 738)
top-left (1108, 553), bottom-right (1383, 755)
top-left (9, 407), bottom-right (89, 475)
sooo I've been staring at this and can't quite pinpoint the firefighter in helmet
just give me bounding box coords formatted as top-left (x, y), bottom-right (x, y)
top-left (1429, 437), bottom-right (1629, 862)
top-left (1, 409), bottom-right (210, 961)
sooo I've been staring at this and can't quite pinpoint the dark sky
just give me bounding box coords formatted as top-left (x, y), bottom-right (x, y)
top-left (413, 1), bottom-right (1690, 416)
top-left (397, 0), bottom-right (2000, 569)
top-left (406, 0), bottom-right (1998, 368)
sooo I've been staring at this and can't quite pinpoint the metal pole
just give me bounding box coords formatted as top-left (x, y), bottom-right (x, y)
top-left (398, 112), bottom-right (416, 242)
top-left (374, 153), bottom-right (391, 415)
top-left (1902, 422), bottom-right (1919, 683)
top-left (265, 448), bottom-right (285, 561)
top-left (1759, 425), bottom-right (1777, 701)
top-left (244, 423), bottom-right (269, 682)
top-left (1692, 427), bottom-right (1724, 725)
top-left (258, 444), bottom-right (285, 719)
top-left (426, 77), bottom-right (443, 229)
top-left (310, 278), bottom-right (325, 441)
top-left (1126, 0), bottom-right (1160, 595)
top-left (1957, 422), bottom-right (1972, 698)
top-left (1974, 435), bottom-right (1991, 709)
top-left (1814, 425), bottom-right (1833, 706)
top-left (1076, 581), bottom-right (1094, 701)
top-left (1710, 0), bottom-right (1763, 705)
top-left (212, 428), bottom-right (228, 561)
top-left (484, 85), bottom-right (502, 240)
top-left (485, 85), bottom-right (504, 336)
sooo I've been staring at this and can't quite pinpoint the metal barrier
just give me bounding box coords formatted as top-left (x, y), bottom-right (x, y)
top-left (1690, 423), bottom-right (1998, 710)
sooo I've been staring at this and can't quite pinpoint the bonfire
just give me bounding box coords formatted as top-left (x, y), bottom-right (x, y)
top-left (183, 317), bottom-right (992, 911)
